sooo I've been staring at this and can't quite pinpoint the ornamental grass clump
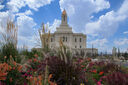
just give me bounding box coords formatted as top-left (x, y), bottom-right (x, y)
top-left (46, 56), bottom-right (86, 85)
top-left (38, 23), bottom-right (51, 53)
top-left (0, 20), bottom-right (18, 62)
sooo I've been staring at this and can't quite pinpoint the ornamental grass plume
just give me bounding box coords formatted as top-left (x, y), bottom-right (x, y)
top-left (44, 56), bottom-right (86, 85)
top-left (58, 38), bottom-right (72, 64)
top-left (0, 19), bottom-right (18, 62)
top-left (38, 23), bottom-right (51, 53)
top-left (44, 60), bottom-right (49, 85)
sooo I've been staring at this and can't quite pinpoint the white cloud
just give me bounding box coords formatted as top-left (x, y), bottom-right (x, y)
top-left (90, 38), bottom-right (108, 47)
top-left (16, 10), bottom-right (33, 16)
top-left (91, 0), bottom-right (110, 12)
top-left (85, 11), bottom-right (119, 36)
top-left (25, 0), bottom-right (53, 11)
top-left (7, 0), bottom-right (53, 12)
top-left (85, 0), bottom-right (128, 37)
top-left (17, 15), bottom-right (36, 37)
top-left (59, 0), bottom-right (110, 33)
top-left (0, 11), bottom-right (15, 33)
top-left (47, 19), bottom-right (61, 33)
top-left (0, 5), bottom-right (4, 10)
top-left (86, 34), bottom-right (107, 51)
top-left (114, 38), bottom-right (128, 46)
top-left (118, 0), bottom-right (128, 16)
top-left (18, 35), bottom-right (37, 49)
top-left (7, 0), bottom-right (26, 13)
top-left (0, 11), bottom-right (9, 22)
top-left (123, 31), bottom-right (128, 34)
top-left (88, 38), bottom-right (109, 52)
top-left (16, 15), bottom-right (37, 49)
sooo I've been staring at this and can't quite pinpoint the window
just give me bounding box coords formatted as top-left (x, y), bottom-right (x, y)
top-left (75, 46), bottom-right (77, 48)
top-left (51, 38), bottom-right (53, 42)
top-left (66, 37), bottom-right (67, 42)
top-left (63, 36), bottom-right (65, 42)
top-left (80, 38), bottom-right (82, 42)
top-left (75, 38), bottom-right (77, 42)
top-left (63, 15), bottom-right (65, 21)
top-left (80, 45), bottom-right (82, 48)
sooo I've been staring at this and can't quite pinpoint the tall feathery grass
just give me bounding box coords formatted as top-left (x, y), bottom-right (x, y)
top-left (0, 20), bottom-right (18, 62)
top-left (38, 23), bottom-right (51, 53)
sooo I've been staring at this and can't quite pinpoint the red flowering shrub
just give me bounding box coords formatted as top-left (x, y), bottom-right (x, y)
top-left (103, 72), bottom-right (128, 85)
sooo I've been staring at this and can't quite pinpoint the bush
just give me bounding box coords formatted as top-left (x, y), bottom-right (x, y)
top-left (0, 43), bottom-right (18, 62)
top-left (103, 72), bottom-right (128, 85)
top-left (41, 56), bottom-right (86, 85)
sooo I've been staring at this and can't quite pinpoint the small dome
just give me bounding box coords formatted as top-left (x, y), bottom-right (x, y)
top-left (62, 9), bottom-right (66, 15)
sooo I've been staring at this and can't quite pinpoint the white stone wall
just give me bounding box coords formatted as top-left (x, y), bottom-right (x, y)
top-left (49, 33), bottom-right (86, 50)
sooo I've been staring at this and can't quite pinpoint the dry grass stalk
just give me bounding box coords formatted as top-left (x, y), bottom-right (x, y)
top-left (0, 19), bottom-right (18, 48)
top-left (44, 60), bottom-right (49, 85)
top-left (59, 38), bottom-right (68, 63)
top-left (38, 23), bottom-right (51, 49)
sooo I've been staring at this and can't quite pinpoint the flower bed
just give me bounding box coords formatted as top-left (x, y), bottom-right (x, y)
top-left (0, 55), bottom-right (128, 85)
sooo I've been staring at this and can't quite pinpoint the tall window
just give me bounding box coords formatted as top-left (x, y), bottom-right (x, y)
top-left (80, 45), bottom-right (82, 48)
top-left (66, 37), bottom-right (67, 42)
top-left (64, 16), bottom-right (65, 21)
top-left (63, 36), bottom-right (65, 42)
top-left (75, 46), bottom-right (77, 48)
top-left (75, 38), bottom-right (77, 42)
top-left (80, 38), bottom-right (82, 42)
top-left (51, 38), bottom-right (53, 42)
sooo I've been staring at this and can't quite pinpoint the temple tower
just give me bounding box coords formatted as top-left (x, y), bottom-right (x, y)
top-left (61, 9), bottom-right (67, 25)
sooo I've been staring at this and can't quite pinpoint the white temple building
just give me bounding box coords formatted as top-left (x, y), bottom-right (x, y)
top-left (48, 10), bottom-right (98, 56)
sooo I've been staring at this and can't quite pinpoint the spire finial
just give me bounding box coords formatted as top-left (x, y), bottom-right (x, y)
top-left (62, 9), bottom-right (66, 15)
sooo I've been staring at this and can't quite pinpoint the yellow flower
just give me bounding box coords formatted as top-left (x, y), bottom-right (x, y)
top-left (80, 83), bottom-right (85, 85)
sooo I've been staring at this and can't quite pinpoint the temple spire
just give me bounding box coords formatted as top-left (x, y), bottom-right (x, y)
top-left (61, 9), bottom-right (67, 25)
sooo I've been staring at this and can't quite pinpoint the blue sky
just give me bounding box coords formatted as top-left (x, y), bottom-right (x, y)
top-left (0, 0), bottom-right (128, 53)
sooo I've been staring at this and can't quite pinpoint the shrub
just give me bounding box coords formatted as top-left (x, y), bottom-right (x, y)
top-left (0, 43), bottom-right (18, 62)
top-left (41, 56), bottom-right (86, 85)
top-left (103, 72), bottom-right (128, 85)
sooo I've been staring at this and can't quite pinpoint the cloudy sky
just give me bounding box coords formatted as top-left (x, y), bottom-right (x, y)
top-left (0, 0), bottom-right (128, 53)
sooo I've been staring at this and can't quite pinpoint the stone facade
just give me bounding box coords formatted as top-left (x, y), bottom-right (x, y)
top-left (44, 10), bottom-right (98, 56)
